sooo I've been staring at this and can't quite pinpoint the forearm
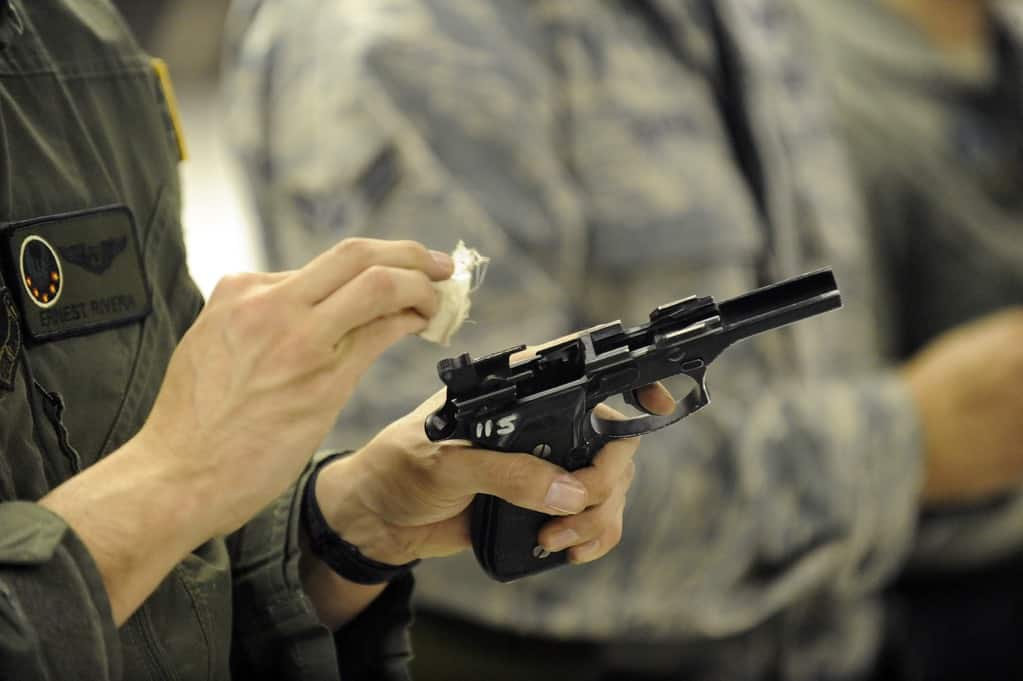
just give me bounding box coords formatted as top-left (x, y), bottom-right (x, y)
top-left (38, 434), bottom-right (214, 625)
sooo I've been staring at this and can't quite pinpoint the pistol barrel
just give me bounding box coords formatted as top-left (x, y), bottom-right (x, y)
top-left (717, 269), bottom-right (841, 342)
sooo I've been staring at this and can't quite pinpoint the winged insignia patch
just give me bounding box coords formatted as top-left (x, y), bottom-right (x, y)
top-left (58, 236), bottom-right (128, 275)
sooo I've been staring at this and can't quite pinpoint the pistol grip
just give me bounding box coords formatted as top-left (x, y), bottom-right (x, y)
top-left (469, 431), bottom-right (604, 582)
top-left (446, 385), bottom-right (609, 581)
top-left (470, 495), bottom-right (567, 581)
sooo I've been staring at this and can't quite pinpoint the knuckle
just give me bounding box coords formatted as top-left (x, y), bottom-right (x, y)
top-left (362, 265), bottom-right (397, 298)
top-left (229, 291), bottom-right (273, 331)
top-left (211, 272), bottom-right (257, 300)
top-left (334, 237), bottom-right (372, 269)
top-left (398, 239), bottom-right (431, 265)
top-left (209, 276), bottom-right (235, 299)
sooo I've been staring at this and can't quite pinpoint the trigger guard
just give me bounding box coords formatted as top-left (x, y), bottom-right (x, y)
top-left (592, 375), bottom-right (710, 439)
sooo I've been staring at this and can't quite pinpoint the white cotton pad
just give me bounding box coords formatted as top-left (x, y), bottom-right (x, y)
top-left (419, 241), bottom-right (489, 346)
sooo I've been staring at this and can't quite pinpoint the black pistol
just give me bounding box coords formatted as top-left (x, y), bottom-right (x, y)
top-left (425, 269), bottom-right (842, 582)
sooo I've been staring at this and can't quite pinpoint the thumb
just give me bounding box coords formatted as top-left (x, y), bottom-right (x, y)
top-left (443, 448), bottom-right (589, 516)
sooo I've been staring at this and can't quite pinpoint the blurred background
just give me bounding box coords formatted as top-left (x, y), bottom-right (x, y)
top-left (112, 0), bottom-right (260, 296)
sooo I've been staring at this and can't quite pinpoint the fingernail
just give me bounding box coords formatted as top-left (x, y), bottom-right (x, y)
top-left (544, 528), bottom-right (580, 552)
top-left (544, 476), bottom-right (587, 513)
top-left (430, 250), bottom-right (454, 271)
top-left (573, 539), bottom-right (601, 563)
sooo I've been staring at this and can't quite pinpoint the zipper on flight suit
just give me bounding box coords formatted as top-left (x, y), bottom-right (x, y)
top-left (18, 349), bottom-right (83, 477)
top-left (32, 381), bottom-right (82, 474)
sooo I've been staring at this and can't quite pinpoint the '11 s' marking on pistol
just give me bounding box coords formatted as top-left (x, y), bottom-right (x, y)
top-left (425, 269), bottom-right (842, 582)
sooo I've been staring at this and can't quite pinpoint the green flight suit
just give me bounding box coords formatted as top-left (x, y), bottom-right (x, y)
top-left (0, 1), bottom-right (412, 679)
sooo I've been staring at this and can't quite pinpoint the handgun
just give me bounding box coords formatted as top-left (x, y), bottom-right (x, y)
top-left (425, 269), bottom-right (842, 582)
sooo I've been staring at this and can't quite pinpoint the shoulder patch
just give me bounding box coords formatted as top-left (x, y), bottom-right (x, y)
top-left (2, 205), bottom-right (152, 343)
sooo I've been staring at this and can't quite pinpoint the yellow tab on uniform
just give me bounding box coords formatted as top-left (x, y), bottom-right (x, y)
top-left (151, 58), bottom-right (189, 162)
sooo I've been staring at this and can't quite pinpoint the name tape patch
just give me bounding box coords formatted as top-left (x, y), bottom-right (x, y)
top-left (2, 205), bottom-right (152, 342)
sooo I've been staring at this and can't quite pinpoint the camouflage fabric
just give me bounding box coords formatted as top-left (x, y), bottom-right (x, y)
top-left (792, 0), bottom-right (1023, 571)
top-left (226, 1), bottom-right (923, 678)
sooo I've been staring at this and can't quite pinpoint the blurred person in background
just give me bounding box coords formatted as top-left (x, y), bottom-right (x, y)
top-left (793, 1), bottom-right (1023, 679)
top-left (227, 1), bottom-right (1023, 679)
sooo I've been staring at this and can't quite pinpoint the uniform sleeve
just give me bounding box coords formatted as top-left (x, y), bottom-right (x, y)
top-left (226, 0), bottom-right (924, 640)
top-left (228, 455), bottom-right (414, 681)
top-left (334, 573), bottom-right (415, 681)
top-left (835, 101), bottom-right (1023, 572)
top-left (0, 501), bottom-right (122, 681)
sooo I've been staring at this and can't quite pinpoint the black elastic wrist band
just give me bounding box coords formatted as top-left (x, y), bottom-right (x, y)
top-left (301, 453), bottom-right (419, 585)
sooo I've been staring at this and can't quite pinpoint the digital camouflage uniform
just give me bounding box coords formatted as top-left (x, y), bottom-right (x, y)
top-left (228, 1), bottom-right (925, 679)
top-left (793, 2), bottom-right (1023, 678)
top-left (0, 2), bottom-right (412, 679)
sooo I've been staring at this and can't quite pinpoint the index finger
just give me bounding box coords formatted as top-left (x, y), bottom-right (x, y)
top-left (290, 238), bottom-right (454, 303)
top-left (634, 383), bottom-right (675, 415)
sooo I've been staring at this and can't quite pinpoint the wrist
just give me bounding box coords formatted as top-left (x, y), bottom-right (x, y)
top-left (314, 454), bottom-right (417, 566)
top-left (127, 427), bottom-right (224, 541)
top-left (37, 433), bottom-right (214, 624)
top-left (298, 525), bottom-right (388, 630)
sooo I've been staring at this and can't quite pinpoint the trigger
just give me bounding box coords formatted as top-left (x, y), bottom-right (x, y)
top-left (624, 388), bottom-right (658, 416)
